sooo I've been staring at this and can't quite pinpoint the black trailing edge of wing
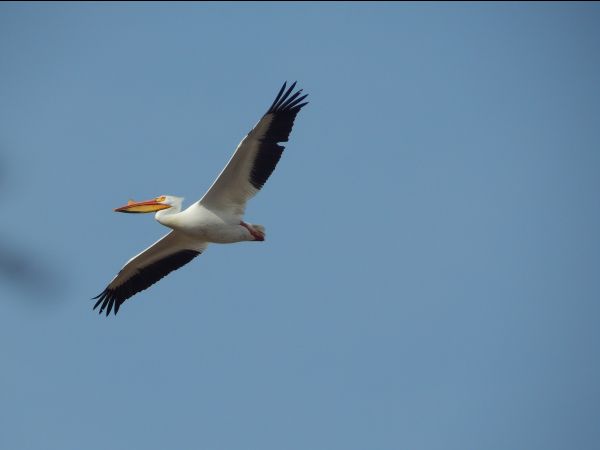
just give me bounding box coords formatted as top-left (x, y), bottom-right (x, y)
top-left (92, 250), bottom-right (201, 316)
top-left (250, 81), bottom-right (309, 190)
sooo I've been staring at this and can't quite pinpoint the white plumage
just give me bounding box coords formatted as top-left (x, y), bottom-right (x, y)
top-left (93, 82), bottom-right (308, 315)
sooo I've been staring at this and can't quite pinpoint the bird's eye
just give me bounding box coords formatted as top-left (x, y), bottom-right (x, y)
top-left (156, 196), bottom-right (166, 202)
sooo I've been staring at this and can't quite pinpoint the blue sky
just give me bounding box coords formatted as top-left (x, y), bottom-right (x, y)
top-left (1, 3), bottom-right (599, 449)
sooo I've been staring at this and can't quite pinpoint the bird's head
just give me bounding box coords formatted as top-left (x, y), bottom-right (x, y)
top-left (114, 195), bottom-right (184, 214)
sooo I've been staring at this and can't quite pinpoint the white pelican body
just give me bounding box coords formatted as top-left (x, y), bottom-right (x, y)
top-left (93, 82), bottom-right (308, 315)
top-left (156, 204), bottom-right (259, 244)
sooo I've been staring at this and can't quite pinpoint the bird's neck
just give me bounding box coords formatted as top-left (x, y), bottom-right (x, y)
top-left (155, 207), bottom-right (182, 228)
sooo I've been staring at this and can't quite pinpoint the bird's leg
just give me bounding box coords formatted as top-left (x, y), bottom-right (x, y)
top-left (240, 221), bottom-right (265, 241)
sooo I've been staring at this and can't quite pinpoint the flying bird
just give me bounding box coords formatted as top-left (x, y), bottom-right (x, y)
top-left (93, 82), bottom-right (308, 316)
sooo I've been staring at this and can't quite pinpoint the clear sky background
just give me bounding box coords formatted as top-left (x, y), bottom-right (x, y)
top-left (1, 3), bottom-right (599, 450)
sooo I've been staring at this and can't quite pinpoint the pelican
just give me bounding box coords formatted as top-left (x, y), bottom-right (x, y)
top-left (93, 82), bottom-right (308, 316)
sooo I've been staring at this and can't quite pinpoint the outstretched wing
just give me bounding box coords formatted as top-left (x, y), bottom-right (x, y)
top-left (93, 231), bottom-right (208, 316)
top-left (199, 82), bottom-right (308, 216)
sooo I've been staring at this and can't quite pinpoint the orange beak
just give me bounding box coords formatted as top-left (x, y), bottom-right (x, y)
top-left (114, 198), bottom-right (172, 213)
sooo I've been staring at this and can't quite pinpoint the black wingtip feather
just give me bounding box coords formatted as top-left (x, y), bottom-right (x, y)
top-left (106, 298), bottom-right (114, 316)
top-left (285, 94), bottom-right (309, 111)
top-left (294, 101), bottom-right (309, 111)
top-left (279, 89), bottom-right (303, 110)
top-left (268, 83), bottom-right (308, 114)
top-left (248, 83), bottom-right (308, 190)
top-left (268, 82), bottom-right (288, 112)
top-left (93, 295), bottom-right (103, 310)
top-left (92, 249), bottom-right (201, 317)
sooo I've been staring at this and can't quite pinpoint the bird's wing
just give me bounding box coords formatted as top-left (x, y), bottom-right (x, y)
top-left (93, 231), bottom-right (208, 316)
top-left (198, 82), bottom-right (308, 216)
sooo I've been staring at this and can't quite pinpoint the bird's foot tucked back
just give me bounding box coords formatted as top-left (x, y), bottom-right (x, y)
top-left (240, 222), bottom-right (265, 241)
